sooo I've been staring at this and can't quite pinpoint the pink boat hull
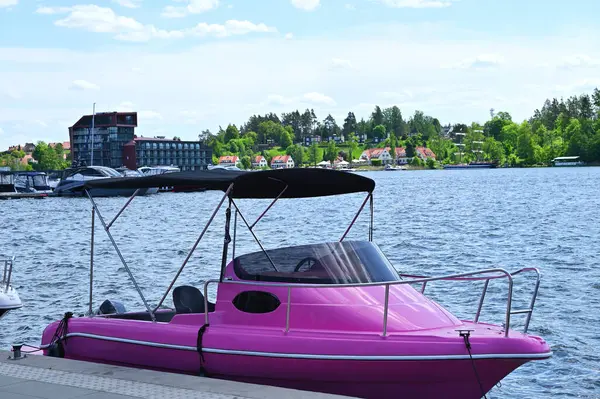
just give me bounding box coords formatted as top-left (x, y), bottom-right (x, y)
top-left (40, 279), bottom-right (551, 398)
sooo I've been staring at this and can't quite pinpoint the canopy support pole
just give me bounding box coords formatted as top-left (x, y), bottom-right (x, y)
top-left (219, 199), bottom-right (232, 281)
top-left (369, 193), bottom-right (374, 241)
top-left (249, 184), bottom-right (288, 229)
top-left (107, 189), bottom-right (140, 230)
top-left (339, 192), bottom-right (371, 242)
top-left (154, 183), bottom-right (233, 312)
top-left (85, 189), bottom-right (156, 322)
top-left (232, 209), bottom-right (238, 261)
top-left (230, 200), bottom-right (279, 272)
top-left (88, 207), bottom-right (95, 316)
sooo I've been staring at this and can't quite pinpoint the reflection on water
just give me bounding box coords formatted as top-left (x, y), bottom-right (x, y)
top-left (1, 167), bottom-right (599, 398)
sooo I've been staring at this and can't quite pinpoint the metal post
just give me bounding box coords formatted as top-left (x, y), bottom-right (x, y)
top-left (369, 193), bottom-right (374, 242)
top-left (249, 184), bottom-right (288, 229)
top-left (340, 192), bottom-right (371, 242)
top-left (524, 276), bottom-right (541, 333)
top-left (231, 200), bottom-right (279, 272)
top-left (219, 200), bottom-right (232, 281)
top-left (474, 279), bottom-right (489, 323)
top-left (232, 209), bottom-right (238, 261)
top-left (90, 103), bottom-right (95, 166)
top-left (107, 189), bottom-right (140, 230)
top-left (88, 207), bottom-right (95, 316)
top-left (504, 277), bottom-right (514, 337)
top-left (285, 286), bottom-right (291, 333)
top-left (85, 190), bottom-right (156, 322)
top-left (154, 184), bottom-right (233, 312)
top-left (382, 284), bottom-right (390, 337)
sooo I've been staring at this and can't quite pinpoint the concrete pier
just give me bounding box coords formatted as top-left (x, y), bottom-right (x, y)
top-left (0, 351), bottom-right (351, 399)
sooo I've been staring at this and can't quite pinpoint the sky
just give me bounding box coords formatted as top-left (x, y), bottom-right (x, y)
top-left (1, 0), bottom-right (600, 149)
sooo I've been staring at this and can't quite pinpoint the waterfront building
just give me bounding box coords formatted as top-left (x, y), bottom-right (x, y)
top-left (304, 135), bottom-right (322, 146)
top-left (361, 146), bottom-right (436, 165)
top-left (252, 156), bottom-right (268, 168)
top-left (415, 147), bottom-right (437, 162)
top-left (218, 155), bottom-right (240, 168)
top-left (270, 155), bottom-right (294, 169)
top-left (123, 137), bottom-right (212, 171)
top-left (69, 112), bottom-right (137, 168)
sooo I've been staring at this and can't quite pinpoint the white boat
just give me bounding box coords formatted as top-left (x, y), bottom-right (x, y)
top-left (384, 164), bottom-right (405, 171)
top-left (1, 257), bottom-right (22, 320)
top-left (138, 166), bottom-right (181, 192)
top-left (53, 166), bottom-right (158, 197)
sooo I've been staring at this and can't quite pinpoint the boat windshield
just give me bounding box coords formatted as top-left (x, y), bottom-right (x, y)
top-left (233, 241), bottom-right (401, 284)
top-left (33, 175), bottom-right (48, 186)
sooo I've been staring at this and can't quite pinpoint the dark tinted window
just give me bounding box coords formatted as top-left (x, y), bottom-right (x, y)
top-left (234, 241), bottom-right (401, 284)
top-left (232, 291), bottom-right (281, 313)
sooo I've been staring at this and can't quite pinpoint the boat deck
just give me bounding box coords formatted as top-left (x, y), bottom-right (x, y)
top-left (0, 350), bottom-right (351, 399)
top-left (0, 193), bottom-right (48, 200)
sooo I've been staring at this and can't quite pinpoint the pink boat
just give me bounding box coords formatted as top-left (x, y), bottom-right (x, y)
top-left (38, 169), bottom-right (551, 399)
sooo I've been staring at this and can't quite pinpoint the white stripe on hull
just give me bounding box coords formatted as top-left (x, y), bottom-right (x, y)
top-left (43, 332), bottom-right (553, 361)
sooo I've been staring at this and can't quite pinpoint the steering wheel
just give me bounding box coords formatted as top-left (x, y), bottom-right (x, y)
top-left (294, 257), bottom-right (321, 272)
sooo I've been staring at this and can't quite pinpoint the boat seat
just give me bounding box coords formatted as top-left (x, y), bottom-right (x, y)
top-left (173, 285), bottom-right (215, 314)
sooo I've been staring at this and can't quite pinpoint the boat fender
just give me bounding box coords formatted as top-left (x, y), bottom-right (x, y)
top-left (48, 312), bottom-right (73, 358)
top-left (197, 323), bottom-right (209, 377)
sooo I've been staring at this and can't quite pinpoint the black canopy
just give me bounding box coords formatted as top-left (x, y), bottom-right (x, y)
top-left (76, 168), bottom-right (375, 198)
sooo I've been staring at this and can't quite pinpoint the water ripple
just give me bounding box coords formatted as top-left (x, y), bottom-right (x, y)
top-left (1, 167), bottom-right (599, 398)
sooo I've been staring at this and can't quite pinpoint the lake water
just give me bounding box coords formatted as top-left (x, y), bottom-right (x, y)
top-left (1, 167), bottom-right (599, 398)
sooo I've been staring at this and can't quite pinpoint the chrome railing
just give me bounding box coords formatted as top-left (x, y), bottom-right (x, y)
top-left (203, 267), bottom-right (541, 338)
top-left (2, 256), bottom-right (15, 293)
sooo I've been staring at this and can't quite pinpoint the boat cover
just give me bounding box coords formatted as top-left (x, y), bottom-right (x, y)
top-left (74, 168), bottom-right (375, 198)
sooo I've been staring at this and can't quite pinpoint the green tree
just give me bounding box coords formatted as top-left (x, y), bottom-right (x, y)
top-left (308, 143), bottom-right (323, 165)
top-left (342, 112), bottom-right (357, 140)
top-left (224, 124), bottom-right (240, 143)
top-left (516, 122), bottom-right (535, 164)
top-left (347, 133), bottom-right (359, 160)
top-left (240, 156), bottom-right (251, 170)
top-left (280, 130), bottom-right (293, 148)
top-left (372, 124), bottom-right (386, 141)
top-left (371, 106), bottom-right (384, 127)
top-left (324, 140), bottom-right (338, 162)
top-left (286, 144), bottom-right (305, 167)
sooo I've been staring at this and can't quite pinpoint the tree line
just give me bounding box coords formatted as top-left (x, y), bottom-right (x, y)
top-left (0, 142), bottom-right (69, 171)
top-left (201, 87), bottom-right (600, 167)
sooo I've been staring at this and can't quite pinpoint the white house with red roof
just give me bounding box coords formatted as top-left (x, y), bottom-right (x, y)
top-left (252, 155), bottom-right (267, 168)
top-left (270, 155), bottom-right (294, 169)
top-left (416, 147), bottom-right (436, 161)
top-left (218, 155), bottom-right (240, 167)
top-left (361, 146), bottom-right (436, 165)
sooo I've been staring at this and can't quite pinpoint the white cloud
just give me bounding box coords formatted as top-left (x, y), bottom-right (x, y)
top-left (0, 127), bottom-right (4, 135)
top-left (291, 0), bottom-right (320, 11)
top-left (188, 20), bottom-right (277, 38)
top-left (303, 92), bottom-right (336, 105)
top-left (446, 54), bottom-right (504, 69)
top-left (70, 80), bottom-right (100, 90)
top-left (376, 0), bottom-right (453, 8)
top-left (345, 4), bottom-right (356, 10)
top-left (284, 32), bottom-right (294, 40)
top-left (0, 0), bottom-right (18, 8)
top-left (37, 5), bottom-right (276, 42)
top-left (162, 0), bottom-right (219, 17)
top-left (35, 6), bottom-right (72, 14)
top-left (2, 22), bottom-right (600, 150)
top-left (558, 55), bottom-right (600, 69)
top-left (330, 58), bottom-right (354, 69)
top-left (117, 101), bottom-right (135, 112)
top-left (161, 6), bottom-right (188, 18)
top-left (112, 0), bottom-right (142, 8)
top-left (139, 110), bottom-right (163, 120)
